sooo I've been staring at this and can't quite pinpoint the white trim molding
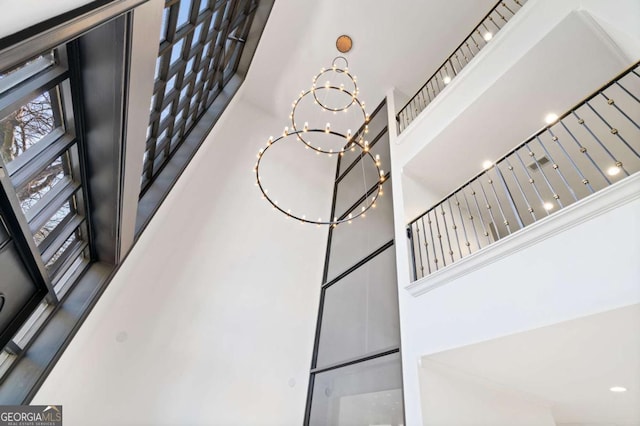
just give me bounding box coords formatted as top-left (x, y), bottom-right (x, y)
top-left (406, 172), bottom-right (640, 297)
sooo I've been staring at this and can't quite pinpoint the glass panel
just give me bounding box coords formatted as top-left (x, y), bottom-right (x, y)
top-left (317, 246), bottom-right (400, 367)
top-left (171, 38), bottom-right (184, 65)
top-left (34, 200), bottom-right (72, 246)
top-left (17, 153), bottom-right (69, 213)
top-left (180, 84), bottom-right (190, 105)
top-left (192, 23), bottom-right (204, 48)
top-left (45, 231), bottom-right (77, 270)
top-left (309, 353), bottom-right (404, 426)
top-left (198, 0), bottom-right (209, 14)
top-left (185, 56), bottom-right (196, 76)
top-left (159, 7), bottom-right (169, 41)
top-left (334, 149), bottom-right (383, 219)
top-left (0, 52), bottom-right (55, 95)
top-left (166, 75), bottom-right (177, 94)
top-left (160, 103), bottom-right (172, 123)
top-left (154, 56), bottom-right (162, 79)
top-left (177, 0), bottom-right (192, 29)
top-left (0, 87), bottom-right (62, 165)
top-left (340, 116), bottom-right (388, 176)
top-left (327, 179), bottom-right (394, 281)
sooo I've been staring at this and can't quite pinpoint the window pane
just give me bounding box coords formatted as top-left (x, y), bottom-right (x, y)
top-left (317, 246), bottom-right (400, 367)
top-left (177, 0), bottom-right (192, 29)
top-left (159, 7), bottom-right (169, 41)
top-left (17, 153), bottom-right (70, 213)
top-left (0, 52), bottom-right (55, 95)
top-left (198, 0), bottom-right (209, 14)
top-left (192, 23), bottom-right (204, 48)
top-left (34, 201), bottom-right (72, 246)
top-left (327, 179), bottom-right (394, 281)
top-left (0, 88), bottom-right (62, 165)
top-left (171, 39), bottom-right (184, 65)
top-left (45, 231), bottom-right (77, 270)
top-left (309, 353), bottom-right (404, 426)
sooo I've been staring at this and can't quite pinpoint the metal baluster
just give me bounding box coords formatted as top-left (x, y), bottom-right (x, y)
top-left (572, 111), bottom-right (630, 177)
top-left (535, 135), bottom-right (578, 202)
top-left (585, 101), bottom-right (640, 158)
top-left (448, 59), bottom-right (457, 77)
top-left (514, 149), bottom-right (550, 217)
top-left (558, 120), bottom-right (610, 185)
top-left (461, 190), bottom-right (482, 251)
top-left (481, 22), bottom-right (492, 37)
top-left (463, 42), bottom-right (473, 60)
top-left (420, 217), bottom-right (431, 276)
top-left (469, 34), bottom-right (481, 52)
top-left (414, 221), bottom-right (425, 279)
top-left (547, 128), bottom-right (595, 194)
top-left (426, 211), bottom-right (439, 271)
top-left (408, 225), bottom-right (418, 280)
top-left (431, 209), bottom-right (447, 267)
top-left (502, 1), bottom-right (516, 16)
top-left (469, 182), bottom-right (493, 244)
top-left (615, 81), bottom-right (640, 104)
top-left (446, 197), bottom-right (463, 259)
top-left (600, 92), bottom-right (639, 130)
top-left (454, 53), bottom-right (463, 72)
top-left (523, 140), bottom-right (564, 209)
top-left (478, 177), bottom-right (503, 237)
top-left (439, 203), bottom-right (455, 263)
top-left (504, 157), bottom-right (537, 222)
top-left (488, 15), bottom-right (501, 30)
top-left (495, 162), bottom-right (525, 229)
top-left (494, 7), bottom-right (508, 22)
top-left (475, 29), bottom-right (487, 46)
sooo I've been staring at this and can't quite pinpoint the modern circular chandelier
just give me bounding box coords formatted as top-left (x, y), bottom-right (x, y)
top-left (255, 57), bottom-right (385, 226)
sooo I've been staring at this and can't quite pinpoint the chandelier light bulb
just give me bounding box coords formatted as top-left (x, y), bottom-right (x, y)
top-left (325, 123), bottom-right (331, 132)
top-left (484, 32), bottom-right (493, 41)
top-left (443, 75), bottom-right (452, 84)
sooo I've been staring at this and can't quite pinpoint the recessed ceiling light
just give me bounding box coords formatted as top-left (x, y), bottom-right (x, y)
top-left (607, 166), bottom-right (621, 176)
top-left (544, 112), bottom-right (558, 124)
top-left (484, 32), bottom-right (493, 41)
top-left (543, 202), bottom-right (554, 211)
top-left (545, 113), bottom-right (559, 124)
top-left (443, 75), bottom-right (452, 85)
top-left (482, 160), bottom-right (493, 169)
top-left (610, 386), bottom-right (627, 393)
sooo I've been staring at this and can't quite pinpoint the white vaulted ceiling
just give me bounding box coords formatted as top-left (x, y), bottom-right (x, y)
top-left (422, 304), bottom-right (640, 425)
top-left (242, 0), bottom-right (497, 118)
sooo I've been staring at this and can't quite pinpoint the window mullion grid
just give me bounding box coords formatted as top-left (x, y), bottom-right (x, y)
top-left (26, 177), bottom-right (78, 232)
top-left (0, 170), bottom-right (58, 305)
top-left (0, 67), bottom-right (68, 118)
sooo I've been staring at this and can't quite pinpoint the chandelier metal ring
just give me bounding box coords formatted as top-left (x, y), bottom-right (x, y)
top-left (255, 129), bottom-right (384, 226)
top-left (310, 65), bottom-right (358, 112)
top-left (290, 88), bottom-right (368, 155)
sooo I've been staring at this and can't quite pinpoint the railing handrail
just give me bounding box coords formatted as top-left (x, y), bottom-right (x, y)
top-left (396, 0), bottom-right (513, 121)
top-left (407, 60), bottom-right (640, 227)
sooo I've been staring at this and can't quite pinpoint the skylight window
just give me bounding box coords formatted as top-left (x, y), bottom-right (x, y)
top-left (142, 0), bottom-right (259, 193)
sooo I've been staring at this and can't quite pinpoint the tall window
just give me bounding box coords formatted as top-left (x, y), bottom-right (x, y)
top-left (0, 45), bottom-right (91, 378)
top-left (142, 0), bottom-right (258, 192)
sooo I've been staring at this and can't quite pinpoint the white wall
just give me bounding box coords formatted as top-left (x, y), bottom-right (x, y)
top-left (397, 187), bottom-right (640, 425)
top-left (419, 360), bottom-right (555, 426)
top-left (387, 1), bottom-right (640, 423)
top-left (32, 89), bottom-right (331, 425)
top-left (0, 0), bottom-right (96, 38)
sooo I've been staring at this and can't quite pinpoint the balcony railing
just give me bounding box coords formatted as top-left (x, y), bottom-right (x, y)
top-left (396, 0), bottom-right (527, 134)
top-left (408, 62), bottom-right (640, 281)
